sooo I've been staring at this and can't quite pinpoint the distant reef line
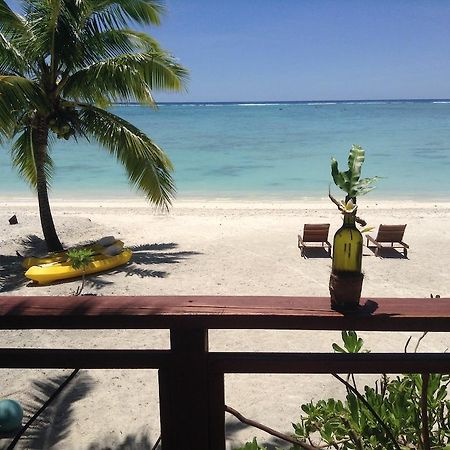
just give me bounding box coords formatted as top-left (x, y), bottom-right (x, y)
top-left (111, 99), bottom-right (450, 106)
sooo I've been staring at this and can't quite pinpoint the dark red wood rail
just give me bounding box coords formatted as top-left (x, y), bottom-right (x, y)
top-left (1, 295), bottom-right (449, 330)
top-left (0, 295), bottom-right (449, 450)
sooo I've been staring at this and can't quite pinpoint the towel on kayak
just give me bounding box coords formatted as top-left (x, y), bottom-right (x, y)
top-left (97, 236), bottom-right (117, 247)
top-left (101, 241), bottom-right (124, 256)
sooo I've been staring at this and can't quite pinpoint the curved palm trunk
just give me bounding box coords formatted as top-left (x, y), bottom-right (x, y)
top-left (33, 116), bottom-right (63, 252)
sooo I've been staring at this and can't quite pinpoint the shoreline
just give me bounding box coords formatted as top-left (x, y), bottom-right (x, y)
top-left (1, 196), bottom-right (450, 210)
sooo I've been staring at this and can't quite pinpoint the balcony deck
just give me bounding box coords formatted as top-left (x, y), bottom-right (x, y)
top-left (0, 295), bottom-right (449, 449)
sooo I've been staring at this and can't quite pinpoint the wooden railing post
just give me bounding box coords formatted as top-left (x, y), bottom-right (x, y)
top-left (159, 328), bottom-right (225, 450)
top-left (208, 368), bottom-right (225, 450)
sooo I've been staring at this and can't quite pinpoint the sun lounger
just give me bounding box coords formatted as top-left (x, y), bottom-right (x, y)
top-left (366, 224), bottom-right (409, 257)
top-left (298, 224), bottom-right (331, 257)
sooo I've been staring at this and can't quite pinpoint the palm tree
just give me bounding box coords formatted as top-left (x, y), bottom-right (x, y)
top-left (0, 0), bottom-right (187, 251)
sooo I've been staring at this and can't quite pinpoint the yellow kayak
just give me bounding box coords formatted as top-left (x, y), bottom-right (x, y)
top-left (22, 238), bottom-right (124, 269)
top-left (25, 248), bottom-right (132, 285)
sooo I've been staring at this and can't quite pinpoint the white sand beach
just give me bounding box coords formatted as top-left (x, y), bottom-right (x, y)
top-left (1, 197), bottom-right (450, 449)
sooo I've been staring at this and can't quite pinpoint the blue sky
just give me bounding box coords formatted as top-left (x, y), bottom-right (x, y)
top-left (8, 0), bottom-right (450, 102)
top-left (150, 0), bottom-right (450, 102)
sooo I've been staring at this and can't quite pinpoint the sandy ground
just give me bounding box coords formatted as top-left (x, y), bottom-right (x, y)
top-left (0, 196), bottom-right (449, 449)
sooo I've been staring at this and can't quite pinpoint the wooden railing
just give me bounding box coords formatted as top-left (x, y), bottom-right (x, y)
top-left (1, 295), bottom-right (450, 450)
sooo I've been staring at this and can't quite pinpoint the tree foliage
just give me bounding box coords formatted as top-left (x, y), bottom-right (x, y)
top-left (0, 0), bottom-right (187, 250)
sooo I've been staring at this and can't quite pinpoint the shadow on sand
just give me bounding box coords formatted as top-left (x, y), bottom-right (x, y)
top-left (0, 371), bottom-right (158, 450)
top-left (366, 247), bottom-right (408, 259)
top-left (300, 247), bottom-right (331, 259)
top-left (0, 235), bottom-right (49, 293)
top-left (0, 253), bottom-right (27, 293)
top-left (122, 243), bottom-right (202, 280)
top-left (19, 235), bottom-right (49, 256)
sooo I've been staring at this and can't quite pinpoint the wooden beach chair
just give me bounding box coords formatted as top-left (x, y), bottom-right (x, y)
top-left (366, 224), bottom-right (409, 257)
top-left (298, 224), bottom-right (331, 257)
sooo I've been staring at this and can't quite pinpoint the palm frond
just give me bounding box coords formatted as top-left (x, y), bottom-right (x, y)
top-left (144, 50), bottom-right (188, 91)
top-left (19, 0), bottom-right (57, 61)
top-left (57, 28), bottom-right (151, 75)
top-left (0, 1), bottom-right (30, 75)
top-left (76, 103), bottom-right (175, 208)
top-left (0, 76), bottom-right (48, 137)
top-left (11, 125), bottom-right (54, 189)
top-left (21, 0), bottom-right (100, 76)
top-left (71, 28), bottom-right (163, 68)
top-left (89, 0), bottom-right (165, 30)
top-left (106, 31), bottom-right (188, 90)
top-left (62, 56), bottom-right (153, 106)
top-left (114, 0), bottom-right (165, 24)
top-left (63, 50), bottom-right (187, 105)
top-left (71, 29), bottom-right (137, 66)
top-left (0, 0), bottom-right (26, 34)
top-left (121, 29), bottom-right (164, 52)
top-left (0, 32), bottom-right (25, 75)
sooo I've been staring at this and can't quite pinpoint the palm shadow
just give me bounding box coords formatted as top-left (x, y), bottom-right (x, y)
top-left (0, 371), bottom-right (94, 450)
top-left (0, 235), bottom-right (52, 292)
top-left (121, 243), bottom-right (202, 279)
top-left (0, 372), bottom-right (158, 450)
top-left (19, 235), bottom-right (49, 257)
top-left (0, 253), bottom-right (27, 293)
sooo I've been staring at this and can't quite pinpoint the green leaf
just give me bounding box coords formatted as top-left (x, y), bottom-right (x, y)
top-left (234, 438), bottom-right (266, 450)
top-left (340, 330), bottom-right (365, 353)
top-left (67, 248), bottom-right (94, 270)
top-left (331, 144), bottom-right (379, 198)
top-left (332, 343), bottom-right (346, 353)
top-left (331, 157), bottom-right (350, 193)
top-left (346, 144), bottom-right (365, 189)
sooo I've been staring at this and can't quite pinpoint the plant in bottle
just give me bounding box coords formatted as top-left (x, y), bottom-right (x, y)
top-left (329, 145), bottom-right (379, 309)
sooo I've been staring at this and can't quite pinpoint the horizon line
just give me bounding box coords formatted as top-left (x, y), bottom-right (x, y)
top-left (115, 98), bottom-right (450, 105)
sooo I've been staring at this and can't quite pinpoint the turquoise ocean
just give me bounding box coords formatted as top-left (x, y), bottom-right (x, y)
top-left (1, 100), bottom-right (450, 200)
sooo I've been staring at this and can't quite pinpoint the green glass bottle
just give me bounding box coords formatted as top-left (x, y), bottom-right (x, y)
top-left (332, 213), bottom-right (362, 273)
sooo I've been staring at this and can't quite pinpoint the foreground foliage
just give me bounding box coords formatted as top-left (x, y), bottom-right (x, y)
top-left (0, 0), bottom-right (187, 251)
top-left (237, 331), bottom-right (450, 450)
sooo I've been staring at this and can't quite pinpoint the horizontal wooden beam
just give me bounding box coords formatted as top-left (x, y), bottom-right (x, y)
top-left (0, 296), bottom-right (449, 331)
top-left (0, 348), bottom-right (170, 369)
top-left (211, 352), bottom-right (450, 374)
top-left (1, 348), bottom-right (449, 374)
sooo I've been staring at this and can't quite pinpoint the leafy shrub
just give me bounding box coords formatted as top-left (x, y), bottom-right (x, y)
top-left (237, 332), bottom-right (450, 450)
top-left (234, 438), bottom-right (267, 450)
